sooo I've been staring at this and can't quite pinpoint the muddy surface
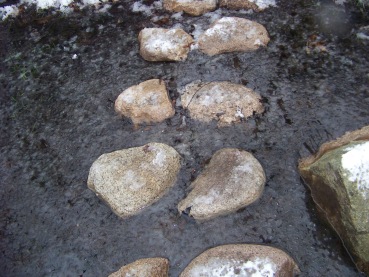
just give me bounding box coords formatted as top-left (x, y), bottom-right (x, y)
top-left (0, 0), bottom-right (368, 276)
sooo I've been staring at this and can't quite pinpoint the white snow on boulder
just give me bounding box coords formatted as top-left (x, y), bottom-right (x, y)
top-left (342, 141), bottom-right (369, 198)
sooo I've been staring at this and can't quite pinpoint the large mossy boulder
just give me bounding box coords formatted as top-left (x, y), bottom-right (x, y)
top-left (299, 126), bottom-right (369, 275)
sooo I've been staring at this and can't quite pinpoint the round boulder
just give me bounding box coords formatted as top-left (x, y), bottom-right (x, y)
top-left (115, 79), bottom-right (175, 125)
top-left (163, 0), bottom-right (217, 16)
top-left (139, 28), bottom-right (194, 62)
top-left (198, 17), bottom-right (270, 56)
top-left (180, 81), bottom-right (264, 126)
top-left (109, 257), bottom-right (169, 277)
top-left (87, 143), bottom-right (181, 218)
top-left (178, 148), bottom-right (266, 220)
top-left (180, 244), bottom-right (300, 277)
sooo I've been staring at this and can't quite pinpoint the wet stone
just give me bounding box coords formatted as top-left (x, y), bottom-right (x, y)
top-left (219, 0), bottom-right (276, 12)
top-left (115, 79), bottom-right (175, 125)
top-left (198, 17), bottom-right (270, 56)
top-left (178, 148), bottom-right (266, 221)
top-left (138, 28), bottom-right (194, 62)
top-left (163, 0), bottom-right (217, 16)
top-left (180, 81), bottom-right (264, 126)
top-left (180, 244), bottom-right (300, 276)
top-left (108, 257), bottom-right (169, 277)
top-left (299, 126), bottom-right (369, 275)
top-left (87, 143), bottom-right (181, 218)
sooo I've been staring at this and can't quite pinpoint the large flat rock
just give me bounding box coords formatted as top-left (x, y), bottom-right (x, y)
top-left (115, 79), bottom-right (175, 125)
top-left (87, 143), bottom-right (181, 218)
top-left (178, 148), bottom-right (266, 220)
top-left (299, 126), bottom-right (369, 275)
top-left (219, 0), bottom-right (277, 12)
top-left (198, 17), bottom-right (270, 56)
top-left (180, 244), bottom-right (300, 276)
top-left (180, 81), bottom-right (264, 126)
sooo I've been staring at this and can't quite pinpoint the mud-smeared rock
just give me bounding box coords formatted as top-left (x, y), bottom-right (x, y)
top-left (138, 28), bottom-right (194, 62)
top-left (180, 244), bottom-right (300, 276)
top-left (178, 148), bottom-right (266, 221)
top-left (108, 257), bottom-right (169, 277)
top-left (163, 0), bottom-right (217, 16)
top-left (180, 81), bottom-right (264, 126)
top-left (87, 143), bottom-right (181, 218)
top-left (299, 126), bottom-right (369, 275)
top-left (219, 0), bottom-right (276, 12)
top-left (115, 79), bottom-right (175, 125)
top-left (198, 17), bottom-right (270, 56)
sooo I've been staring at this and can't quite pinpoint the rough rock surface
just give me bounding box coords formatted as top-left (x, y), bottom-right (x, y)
top-left (180, 244), bottom-right (300, 276)
top-left (219, 0), bottom-right (276, 12)
top-left (178, 148), bottom-right (266, 220)
top-left (109, 257), bottom-right (169, 277)
top-left (180, 81), bottom-right (264, 126)
top-left (115, 79), bottom-right (174, 125)
top-left (198, 17), bottom-right (270, 56)
top-left (138, 28), bottom-right (194, 62)
top-left (87, 143), bottom-right (181, 218)
top-left (163, 0), bottom-right (217, 16)
top-left (299, 126), bottom-right (369, 275)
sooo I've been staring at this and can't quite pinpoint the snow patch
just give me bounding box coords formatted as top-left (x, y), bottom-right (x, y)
top-left (341, 141), bottom-right (369, 198)
top-left (132, 0), bottom-right (162, 16)
top-left (124, 170), bottom-right (145, 191)
top-left (192, 189), bottom-right (220, 205)
top-left (153, 148), bottom-right (167, 167)
top-left (253, 0), bottom-right (276, 10)
top-left (357, 32), bottom-right (369, 40)
top-left (0, 5), bottom-right (19, 20)
top-left (187, 257), bottom-right (277, 277)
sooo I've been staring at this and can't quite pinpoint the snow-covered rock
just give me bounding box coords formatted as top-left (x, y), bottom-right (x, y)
top-left (299, 125), bottom-right (369, 275)
top-left (109, 257), bottom-right (169, 277)
top-left (180, 81), bottom-right (264, 126)
top-left (219, 0), bottom-right (276, 12)
top-left (87, 143), bottom-right (181, 218)
top-left (139, 28), bottom-right (194, 61)
top-left (115, 79), bottom-right (175, 125)
top-left (180, 244), bottom-right (300, 277)
top-left (163, 0), bottom-right (217, 16)
top-left (178, 148), bottom-right (266, 220)
top-left (198, 17), bottom-right (270, 56)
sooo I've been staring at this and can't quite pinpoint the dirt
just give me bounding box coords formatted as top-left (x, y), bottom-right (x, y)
top-left (0, 0), bottom-right (368, 276)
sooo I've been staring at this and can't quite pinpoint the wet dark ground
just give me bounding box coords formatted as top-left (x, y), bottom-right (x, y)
top-left (0, 0), bottom-right (369, 276)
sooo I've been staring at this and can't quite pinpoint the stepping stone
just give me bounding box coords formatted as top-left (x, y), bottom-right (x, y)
top-left (109, 257), bottom-right (169, 277)
top-left (178, 148), bottom-right (266, 220)
top-left (163, 0), bottom-right (217, 16)
top-left (139, 28), bottom-right (194, 61)
top-left (180, 81), bottom-right (264, 126)
top-left (115, 79), bottom-right (175, 125)
top-left (219, 0), bottom-right (277, 12)
top-left (198, 17), bottom-right (270, 56)
top-left (180, 244), bottom-right (300, 277)
top-left (88, 143), bottom-right (181, 218)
